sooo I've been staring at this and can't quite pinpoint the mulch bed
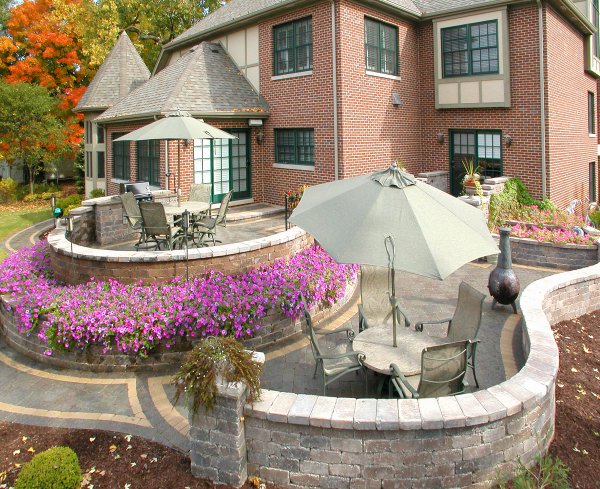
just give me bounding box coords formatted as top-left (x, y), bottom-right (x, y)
top-left (0, 311), bottom-right (598, 488)
top-left (548, 310), bottom-right (600, 488)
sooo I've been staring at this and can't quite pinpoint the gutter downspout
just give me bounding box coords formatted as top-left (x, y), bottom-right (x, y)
top-left (537, 0), bottom-right (547, 199)
top-left (331, 0), bottom-right (339, 180)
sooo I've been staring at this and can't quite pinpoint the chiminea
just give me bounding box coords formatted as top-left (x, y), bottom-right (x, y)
top-left (488, 227), bottom-right (520, 314)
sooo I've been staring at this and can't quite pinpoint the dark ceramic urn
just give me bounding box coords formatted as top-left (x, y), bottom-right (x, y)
top-left (488, 227), bottom-right (520, 314)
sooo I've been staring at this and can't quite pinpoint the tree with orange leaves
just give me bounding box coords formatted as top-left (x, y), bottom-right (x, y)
top-left (0, 0), bottom-right (89, 152)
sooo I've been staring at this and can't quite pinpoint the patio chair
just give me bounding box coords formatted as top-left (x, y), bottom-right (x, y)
top-left (188, 183), bottom-right (212, 218)
top-left (138, 202), bottom-right (183, 251)
top-left (389, 339), bottom-right (472, 399)
top-left (415, 281), bottom-right (485, 387)
top-left (193, 189), bottom-right (233, 246)
top-left (301, 297), bottom-right (367, 396)
top-left (120, 192), bottom-right (144, 249)
top-left (358, 265), bottom-right (411, 332)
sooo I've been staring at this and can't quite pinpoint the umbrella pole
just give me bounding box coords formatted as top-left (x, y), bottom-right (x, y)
top-left (392, 267), bottom-right (397, 347)
top-left (177, 141), bottom-right (181, 206)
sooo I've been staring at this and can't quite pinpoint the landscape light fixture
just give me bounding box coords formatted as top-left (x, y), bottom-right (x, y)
top-left (504, 135), bottom-right (513, 147)
top-left (256, 131), bottom-right (264, 144)
top-left (436, 133), bottom-right (445, 143)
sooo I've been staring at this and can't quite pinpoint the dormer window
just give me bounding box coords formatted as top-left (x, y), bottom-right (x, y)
top-left (442, 21), bottom-right (499, 77)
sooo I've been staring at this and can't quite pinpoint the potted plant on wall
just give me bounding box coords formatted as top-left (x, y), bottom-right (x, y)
top-left (462, 158), bottom-right (480, 188)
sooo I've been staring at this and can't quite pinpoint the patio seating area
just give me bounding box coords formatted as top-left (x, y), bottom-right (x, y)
top-left (259, 260), bottom-right (554, 398)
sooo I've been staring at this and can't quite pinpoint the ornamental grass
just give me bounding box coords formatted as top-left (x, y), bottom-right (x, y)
top-left (0, 242), bottom-right (357, 357)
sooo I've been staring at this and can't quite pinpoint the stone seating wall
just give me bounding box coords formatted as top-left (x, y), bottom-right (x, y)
top-left (188, 262), bottom-right (600, 488)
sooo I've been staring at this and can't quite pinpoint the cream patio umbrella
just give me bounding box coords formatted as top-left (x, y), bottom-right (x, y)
top-left (114, 111), bottom-right (236, 205)
top-left (289, 162), bottom-right (498, 347)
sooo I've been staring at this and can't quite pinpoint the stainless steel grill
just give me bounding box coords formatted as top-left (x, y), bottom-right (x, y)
top-left (120, 182), bottom-right (152, 202)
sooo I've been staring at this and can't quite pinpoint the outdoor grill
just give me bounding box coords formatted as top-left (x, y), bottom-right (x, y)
top-left (119, 181), bottom-right (153, 202)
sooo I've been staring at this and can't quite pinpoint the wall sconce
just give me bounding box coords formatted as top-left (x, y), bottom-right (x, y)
top-left (436, 133), bottom-right (445, 143)
top-left (391, 92), bottom-right (403, 106)
top-left (183, 139), bottom-right (190, 147)
top-left (504, 135), bottom-right (513, 147)
top-left (256, 131), bottom-right (264, 144)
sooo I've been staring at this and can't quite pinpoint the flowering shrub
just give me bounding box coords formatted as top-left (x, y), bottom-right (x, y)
top-left (0, 242), bottom-right (357, 356)
top-left (515, 205), bottom-right (586, 229)
top-left (509, 224), bottom-right (595, 245)
top-left (285, 184), bottom-right (308, 210)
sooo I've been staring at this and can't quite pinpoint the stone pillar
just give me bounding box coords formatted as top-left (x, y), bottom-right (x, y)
top-left (189, 352), bottom-right (264, 488)
top-left (69, 206), bottom-right (95, 245)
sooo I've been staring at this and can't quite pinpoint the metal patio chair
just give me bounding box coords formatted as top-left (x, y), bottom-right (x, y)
top-left (415, 281), bottom-right (485, 387)
top-left (139, 202), bottom-right (183, 251)
top-left (358, 265), bottom-right (411, 332)
top-left (188, 183), bottom-right (212, 218)
top-left (120, 192), bottom-right (144, 249)
top-left (389, 339), bottom-right (472, 399)
top-left (301, 297), bottom-right (366, 396)
top-left (193, 189), bottom-right (233, 246)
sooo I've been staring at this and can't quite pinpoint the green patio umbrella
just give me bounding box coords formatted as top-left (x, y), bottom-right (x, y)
top-left (114, 111), bottom-right (236, 205)
top-left (289, 163), bottom-right (498, 346)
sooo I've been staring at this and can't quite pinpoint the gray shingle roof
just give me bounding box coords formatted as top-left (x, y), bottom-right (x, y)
top-left (75, 32), bottom-right (150, 113)
top-left (165, 0), bottom-right (510, 51)
top-left (96, 42), bottom-right (269, 122)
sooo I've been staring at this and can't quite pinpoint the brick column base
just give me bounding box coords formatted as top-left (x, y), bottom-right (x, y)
top-left (189, 352), bottom-right (265, 487)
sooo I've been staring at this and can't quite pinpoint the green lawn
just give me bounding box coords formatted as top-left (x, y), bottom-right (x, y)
top-left (0, 206), bottom-right (52, 261)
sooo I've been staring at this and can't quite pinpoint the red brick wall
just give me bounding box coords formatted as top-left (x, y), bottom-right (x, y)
top-left (257, 2), bottom-right (336, 205)
top-left (337, 1), bottom-right (421, 177)
top-left (418, 5), bottom-right (544, 198)
top-left (544, 4), bottom-right (598, 207)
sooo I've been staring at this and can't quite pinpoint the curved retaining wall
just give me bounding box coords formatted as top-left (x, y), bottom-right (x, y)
top-left (506, 235), bottom-right (599, 270)
top-left (0, 283), bottom-right (356, 372)
top-left (187, 263), bottom-right (600, 488)
top-left (47, 226), bottom-right (312, 285)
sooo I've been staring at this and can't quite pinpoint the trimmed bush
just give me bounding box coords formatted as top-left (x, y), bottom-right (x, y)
top-left (0, 177), bottom-right (19, 203)
top-left (89, 188), bottom-right (105, 198)
top-left (15, 446), bottom-right (82, 489)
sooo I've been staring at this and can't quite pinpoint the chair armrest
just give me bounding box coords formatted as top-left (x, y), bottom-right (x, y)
top-left (414, 317), bottom-right (452, 333)
top-left (358, 304), bottom-right (371, 331)
top-left (315, 326), bottom-right (355, 341)
top-left (389, 363), bottom-right (419, 398)
top-left (317, 350), bottom-right (365, 362)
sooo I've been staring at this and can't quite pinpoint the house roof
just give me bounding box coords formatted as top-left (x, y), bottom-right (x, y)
top-left (75, 32), bottom-right (150, 113)
top-left (95, 42), bottom-right (269, 123)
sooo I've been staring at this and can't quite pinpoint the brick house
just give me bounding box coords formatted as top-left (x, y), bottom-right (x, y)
top-left (77, 0), bottom-right (600, 208)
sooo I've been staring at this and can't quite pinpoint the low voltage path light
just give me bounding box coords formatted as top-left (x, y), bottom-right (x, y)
top-left (51, 194), bottom-right (57, 228)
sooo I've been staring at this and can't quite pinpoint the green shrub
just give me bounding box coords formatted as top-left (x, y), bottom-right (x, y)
top-left (15, 446), bottom-right (82, 489)
top-left (488, 177), bottom-right (551, 227)
top-left (32, 182), bottom-right (59, 194)
top-left (589, 209), bottom-right (600, 226)
top-left (57, 194), bottom-right (83, 210)
top-left (23, 193), bottom-right (43, 203)
top-left (89, 188), bottom-right (105, 198)
top-left (0, 177), bottom-right (18, 203)
top-left (498, 454), bottom-right (569, 489)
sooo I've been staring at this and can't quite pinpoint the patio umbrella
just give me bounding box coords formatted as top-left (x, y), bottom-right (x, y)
top-left (289, 162), bottom-right (498, 346)
top-left (114, 110), bottom-right (236, 205)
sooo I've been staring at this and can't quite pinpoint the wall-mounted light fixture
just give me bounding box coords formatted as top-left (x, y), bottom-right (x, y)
top-left (391, 92), bottom-right (403, 106)
top-left (256, 131), bottom-right (265, 144)
top-left (504, 135), bottom-right (513, 147)
top-left (249, 119), bottom-right (263, 127)
top-left (436, 133), bottom-right (445, 143)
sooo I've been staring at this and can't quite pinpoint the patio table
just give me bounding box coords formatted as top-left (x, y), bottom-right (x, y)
top-left (163, 201), bottom-right (210, 218)
top-left (353, 324), bottom-right (447, 376)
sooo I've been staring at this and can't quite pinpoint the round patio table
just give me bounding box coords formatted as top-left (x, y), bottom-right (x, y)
top-left (163, 201), bottom-right (210, 218)
top-left (353, 324), bottom-right (447, 376)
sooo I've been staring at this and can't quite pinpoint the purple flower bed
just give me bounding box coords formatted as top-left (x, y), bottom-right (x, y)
top-left (0, 242), bottom-right (357, 356)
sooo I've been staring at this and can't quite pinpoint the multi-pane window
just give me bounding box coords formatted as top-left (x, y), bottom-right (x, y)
top-left (590, 161), bottom-right (597, 203)
top-left (365, 18), bottom-right (398, 75)
top-left (593, 1), bottom-right (599, 58)
top-left (275, 129), bottom-right (314, 166)
top-left (137, 140), bottom-right (160, 186)
top-left (97, 151), bottom-right (105, 179)
top-left (112, 132), bottom-right (130, 180)
top-left (450, 130), bottom-right (502, 195)
top-left (273, 17), bottom-right (312, 75)
top-left (86, 151), bottom-right (92, 176)
top-left (442, 21), bottom-right (499, 77)
top-left (589, 91), bottom-right (596, 135)
top-left (97, 125), bottom-right (105, 144)
top-left (85, 122), bottom-right (92, 145)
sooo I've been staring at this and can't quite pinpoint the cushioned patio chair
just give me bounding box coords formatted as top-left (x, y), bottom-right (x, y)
top-left (389, 339), bottom-right (472, 399)
top-left (358, 265), bottom-right (411, 332)
top-left (120, 192), bottom-right (144, 249)
top-left (139, 202), bottom-right (183, 251)
top-left (415, 281), bottom-right (485, 387)
top-left (301, 297), bottom-right (367, 396)
top-left (193, 189), bottom-right (233, 246)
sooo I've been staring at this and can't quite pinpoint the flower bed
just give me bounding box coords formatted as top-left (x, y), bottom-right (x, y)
top-left (0, 242), bottom-right (357, 357)
top-left (508, 223), bottom-right (595, 245)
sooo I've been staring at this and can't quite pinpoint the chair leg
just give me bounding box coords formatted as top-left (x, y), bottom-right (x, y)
top-left (470, 363), bottom-right (479, 388)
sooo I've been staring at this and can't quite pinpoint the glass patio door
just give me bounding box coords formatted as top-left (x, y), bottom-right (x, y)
top-left (193, 129), bottom-right (251, 202)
